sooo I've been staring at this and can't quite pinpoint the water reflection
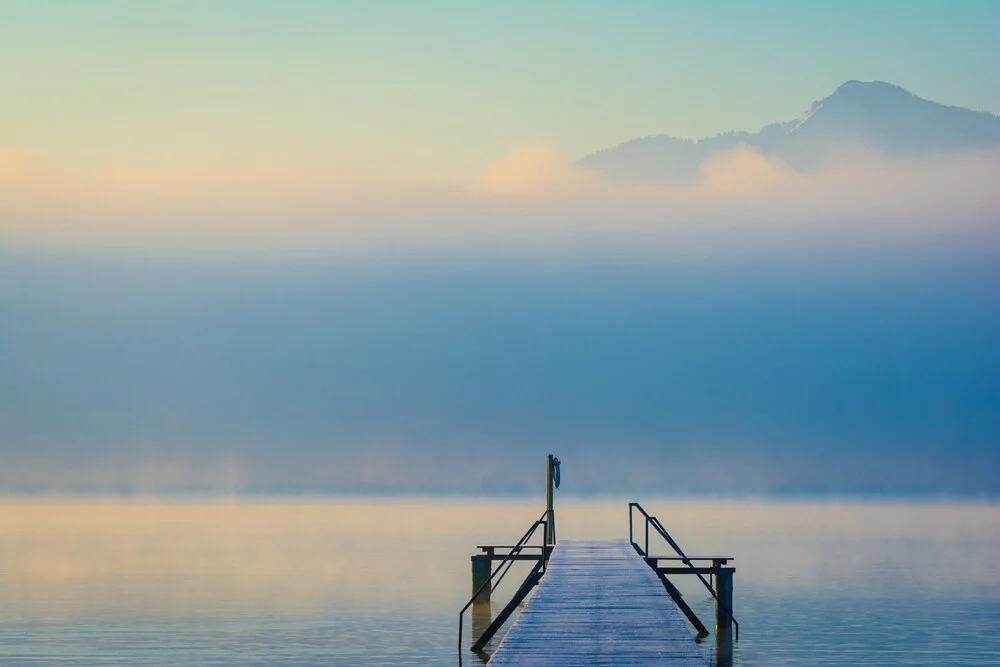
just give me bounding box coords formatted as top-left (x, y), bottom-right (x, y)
top-left (715, 625), bottom-right (733, 667)
top-left (469, 602), bottom-right (492, 663)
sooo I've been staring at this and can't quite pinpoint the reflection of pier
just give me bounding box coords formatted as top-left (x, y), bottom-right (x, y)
top-left (458, 458), bottom-right (738, 665)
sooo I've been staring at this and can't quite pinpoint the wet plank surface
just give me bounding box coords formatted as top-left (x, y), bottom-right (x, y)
top-left (488, 540), bottom-right (706, 666)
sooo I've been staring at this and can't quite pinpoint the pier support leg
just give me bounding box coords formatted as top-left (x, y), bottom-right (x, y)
top-left (714, 564), bottom-right (734, 632)
top-left (472, 554), bottom-right (492, 604)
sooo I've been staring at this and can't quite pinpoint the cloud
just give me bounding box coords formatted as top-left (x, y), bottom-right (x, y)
top-left (1, 144), bottom-right (998, 253)
top-left (476, 143), bottom-right (611, 200)
top-left (693, 145), bottom-right (805, 197)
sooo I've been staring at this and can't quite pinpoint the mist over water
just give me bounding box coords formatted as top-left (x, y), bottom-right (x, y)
top-left (1, 238), bottom-right (997, 496)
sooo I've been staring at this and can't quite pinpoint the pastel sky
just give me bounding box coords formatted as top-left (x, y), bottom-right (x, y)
top-left (1, 2), bottom-right (998, 496)
top-left (2, 1), bottom-right (998, 177)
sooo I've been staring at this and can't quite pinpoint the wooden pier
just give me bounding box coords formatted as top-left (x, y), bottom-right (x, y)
top-left (488, 540), bottom-right (707, 666)
top-left (458, 458), bottom-right (737, 665)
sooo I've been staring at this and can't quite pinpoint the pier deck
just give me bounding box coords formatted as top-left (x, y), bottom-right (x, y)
top-left (488, 540), bottom-right (706, 666)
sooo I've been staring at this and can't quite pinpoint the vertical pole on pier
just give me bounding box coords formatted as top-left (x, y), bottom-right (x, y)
top-left (714, 562), bottom-right (734, 631)
top-left (472, 552), bottom-right (492, 603)
top-left (545, 454), bottom-right (555, 545)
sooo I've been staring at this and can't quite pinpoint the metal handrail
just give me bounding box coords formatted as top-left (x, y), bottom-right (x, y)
top-left (629, 502), bottom-right (739, 640)
top-left (458, 509), bottom-right (553, 652)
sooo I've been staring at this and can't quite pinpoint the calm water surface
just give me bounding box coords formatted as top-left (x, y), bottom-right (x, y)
top-left (0, 498), bottom-right (997, 665)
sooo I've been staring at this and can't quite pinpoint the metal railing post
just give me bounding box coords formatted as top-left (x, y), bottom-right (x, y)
top-left (629, 505), bottom-right (633, 546)
top-left (541, 519), bottom-right (547, 572)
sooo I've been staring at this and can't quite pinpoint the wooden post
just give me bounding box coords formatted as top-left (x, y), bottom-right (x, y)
top-left (472, 553), bottom-right (492, 603)
top-left (545, 454), bottom-right (555, 544)
top-left (714, 561), bottom-right (734, 631)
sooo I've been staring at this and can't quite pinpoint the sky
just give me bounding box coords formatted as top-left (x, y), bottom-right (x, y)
top-left (1, 1), bottom-right (998, 177)
top-left (0, 2), bottom-right (998, 496)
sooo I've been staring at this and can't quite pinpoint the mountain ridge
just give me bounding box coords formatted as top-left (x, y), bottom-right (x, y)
top-left (579, 81), bottom-right (1000, 184)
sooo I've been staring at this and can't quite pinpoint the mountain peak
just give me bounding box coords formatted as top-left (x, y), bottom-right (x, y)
top-left (834, 80), bottom-right (909, 95)
top-left (821, 80), bottom-right (918, 110)
top-left (579, 80), bottom-right (1000, 183)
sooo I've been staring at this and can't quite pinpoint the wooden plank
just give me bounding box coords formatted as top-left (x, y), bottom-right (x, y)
top-left (647, 556), bottom-right (732, 562)
top-left (656, 567), bottom-right (734, 575)
top-left (488, 540), bottom-right (706, 666)
top-left (478, 546), bottom-right (549, 550)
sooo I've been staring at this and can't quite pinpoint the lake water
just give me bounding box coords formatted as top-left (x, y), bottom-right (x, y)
top-left (0, 498), bottom-right (997, 666)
